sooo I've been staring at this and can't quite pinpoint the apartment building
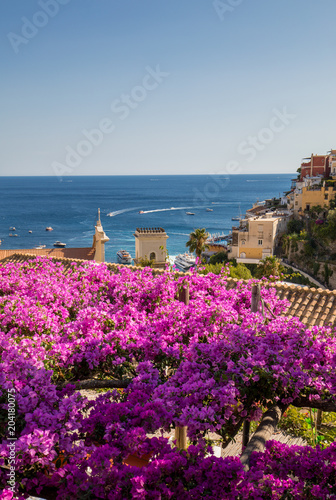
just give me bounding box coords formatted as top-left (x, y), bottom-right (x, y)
top-left (228, 213), bottom-right (288, 263)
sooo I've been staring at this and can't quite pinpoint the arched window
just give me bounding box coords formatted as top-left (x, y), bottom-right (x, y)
top-left (149, 252), bottom-right (156, 261)
top-left (240, 252), bottom-right (246, 258)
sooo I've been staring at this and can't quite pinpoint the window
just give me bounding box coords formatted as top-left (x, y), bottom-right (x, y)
top-left (241, 239), bottom-right (246, 245)
top-left (149, 252), bottom-right (156, 261)
top-left (240, 252), bottom-right (246, 258)
top-left (258, 239), bottom-right (263, 246)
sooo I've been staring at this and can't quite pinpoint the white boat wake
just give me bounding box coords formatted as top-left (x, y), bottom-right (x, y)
top-left (140, 206), bottom-right (194, 214)
top-left (107, 208), bottom-right (138, 217)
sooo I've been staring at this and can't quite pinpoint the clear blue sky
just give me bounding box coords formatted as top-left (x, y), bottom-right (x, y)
top-left (1, 0), bottom-right (335, 176)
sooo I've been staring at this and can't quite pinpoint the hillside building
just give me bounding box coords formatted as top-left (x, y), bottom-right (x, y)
top-left (228, 213), bottom-right (288, 263)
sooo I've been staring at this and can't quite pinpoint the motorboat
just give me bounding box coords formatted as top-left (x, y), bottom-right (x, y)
top-left (34, 245), bottom-right (46, 249)
top-left (46, 227), bottom-right (53, 231)
top-left (9, 227), bottom-right (16, 231)
top-left (174, 253), bottom-right (196, 271)
top-left (206, 208), bottom-right (213, 212)
top-left (9, 233), bottom-right (18, 237)
top-left (231, 216), bottom-right (240, 221)
top-left (117, 250), bottom-right (132, 264)
top-left (28, 230), bottom-right (32, 233)
top-left (53, 241), bottom-right (66, 248)
top-left (139, 210), bottom-right (144, 214)
top-left (185, 212), bottom-right (195, 215)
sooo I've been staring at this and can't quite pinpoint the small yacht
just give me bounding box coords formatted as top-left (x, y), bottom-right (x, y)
top-left (28, 230), bottom-right (32, 233)
top-left (45, 227), bottom-right (53, 231)
top-left (174, 253), bottom-right (196, 271)
top-left (9, 227), bottom-right (16, 231)
top-left (206, 208), bottom-right (213, 212)
top-left (139, 210), bottom-right (144, 214)
top-left (53, 241), bottom-right (66, 248)
top-left (117, 250), bottom-right (132, 264)
top-left (185, 212), bottom-right (195, 215)
top-left (9, 233), bottom-right (18, 237)
top-left (34, 244), bottom-right (46, 249)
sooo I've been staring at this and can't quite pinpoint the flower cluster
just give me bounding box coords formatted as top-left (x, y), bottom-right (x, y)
top-left (0, 257), bottom-right (335, 498)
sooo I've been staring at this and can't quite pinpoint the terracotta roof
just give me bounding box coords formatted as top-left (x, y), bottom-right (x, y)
top-left (224, 278), bottom-right (336, 328)
top-left (0, 247), bottom-right (95, 261)
top-left (0, 252), bottom-right (96, 273)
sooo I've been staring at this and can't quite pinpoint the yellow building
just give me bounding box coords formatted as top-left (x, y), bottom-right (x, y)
top-left (228, 214), bottom-right (288, 263)
top-left (300, 185), bottom-right (335, 212)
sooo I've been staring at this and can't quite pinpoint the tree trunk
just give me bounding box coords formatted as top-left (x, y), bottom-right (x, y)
top-left (240, 404), bottom-right (287, 471)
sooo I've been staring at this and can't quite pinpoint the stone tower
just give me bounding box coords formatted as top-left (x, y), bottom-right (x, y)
top-left (93, 209), bottom-right (109, 263)
top-left (133, 227), bottom-right (168, 269)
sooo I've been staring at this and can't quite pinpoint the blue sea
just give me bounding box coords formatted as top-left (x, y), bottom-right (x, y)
top-left (0, 175), bottom-right (293, 263)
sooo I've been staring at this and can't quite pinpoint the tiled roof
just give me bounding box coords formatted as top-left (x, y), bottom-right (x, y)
top-left (0, 247), bottom-right (95, 261)
top-left (225, 278), bottom-right (336, 328)
top-left (0, 252), bottom-right (95, 273)
top-left (271, 282), bottom-right (336, 327)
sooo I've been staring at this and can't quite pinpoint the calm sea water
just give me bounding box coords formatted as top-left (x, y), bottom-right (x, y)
top-left (0, 175), bottom-right (293, 262)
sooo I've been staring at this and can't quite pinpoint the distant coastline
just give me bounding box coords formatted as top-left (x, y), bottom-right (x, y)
top-left (0, 174), bottom-right (294, 263)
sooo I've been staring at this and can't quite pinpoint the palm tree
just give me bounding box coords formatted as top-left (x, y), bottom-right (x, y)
top-left (186, 228), bottom-right (209, 260)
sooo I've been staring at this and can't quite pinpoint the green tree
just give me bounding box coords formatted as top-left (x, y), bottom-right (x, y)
top-left (287, 219), bottom-right (304, 235)
top-left (255, 256), bottom-right (285, 280)
top-left (209, 251), bottom-right (228, 265)
top-left (229, 263), bottom-right (252, 280)
top-left (186, 228), bottom-right (209, 259)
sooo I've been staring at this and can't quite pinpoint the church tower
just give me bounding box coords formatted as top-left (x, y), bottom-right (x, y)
top-left (93, 209), bottom-right (109, 263)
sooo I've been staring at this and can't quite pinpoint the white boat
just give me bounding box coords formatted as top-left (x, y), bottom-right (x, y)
top-left (53, 241), bottom-right (66, 248)
top-left (174, 253), bottom-right (196, 271)
top-left (232, 203), bottom-right (242, 221)
top-left (34, 244), bottom-right (46, 249)
top-left (206, 208), bottom-right (213, 212)
top-left (185, 212), bottom-right (195, 215)
top-left (117, 250), bottom-right (132, 264)
top-left (46, 227), bottom-right (53, 231)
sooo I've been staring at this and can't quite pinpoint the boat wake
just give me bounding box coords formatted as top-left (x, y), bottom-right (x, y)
top-left (140, 206), bottom-right (194, 214)
top-left (107, 208), bottom-right (138, 217)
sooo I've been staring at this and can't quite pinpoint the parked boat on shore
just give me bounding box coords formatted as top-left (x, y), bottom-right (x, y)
top-left (117, 250), bottom-right (132, 264)
top-left (174, 253), bottom-right (196, 271)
